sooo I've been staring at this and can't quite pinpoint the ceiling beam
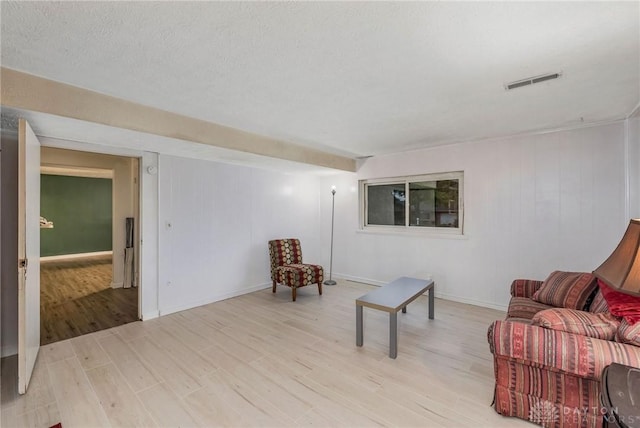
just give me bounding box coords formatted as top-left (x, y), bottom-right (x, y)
top-left (1, 67), bottom-right (356, 172)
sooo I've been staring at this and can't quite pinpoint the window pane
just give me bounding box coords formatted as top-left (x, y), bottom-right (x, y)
top-left (367, 184), bottom-right (405, 226)
top-left (409, 181), bottom-right (436, 227)
top-left (409, 179), bottom-right (458, 228)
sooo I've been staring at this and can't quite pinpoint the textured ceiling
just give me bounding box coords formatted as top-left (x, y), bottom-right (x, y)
top-left (1, 1), bottom-right (639, 158)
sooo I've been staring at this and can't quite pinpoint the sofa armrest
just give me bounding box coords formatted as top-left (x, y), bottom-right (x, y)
top-left (488, 320), bottom-right (640, 381)
top-left (510, 279), bottom-right (544, 298)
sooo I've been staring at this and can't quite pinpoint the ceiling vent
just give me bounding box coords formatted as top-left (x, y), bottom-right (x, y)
top-left (505, 72), bottom-right (562, 91)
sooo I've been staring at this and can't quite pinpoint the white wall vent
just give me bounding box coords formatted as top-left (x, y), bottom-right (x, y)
top-left (505, 72), bottom-right (562, 91)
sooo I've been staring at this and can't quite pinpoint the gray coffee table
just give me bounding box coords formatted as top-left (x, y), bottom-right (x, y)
top-left (356, 276), bottom-right (435, 359)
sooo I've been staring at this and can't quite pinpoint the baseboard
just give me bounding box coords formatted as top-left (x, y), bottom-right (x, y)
top-left (335, 273), bottom-right (508, 312)
top-left (335, 273), bottom-right (387, 287)
top-left (159, 282), bottom-right (272, 317)
top-left (434, 292), bottom-right (507, 312)
top-left (41, 251), bottom-right (113, 262)
top-left (110, 281), bottom-right (124, 289)
top-left (141, 311), bottom-right (159, 321)
top-left (1, 344), bottom-right (17, 358)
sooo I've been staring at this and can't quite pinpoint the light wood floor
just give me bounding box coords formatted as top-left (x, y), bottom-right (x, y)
top-left (1, 280), bottom-right (533, 427)
top-left (40, 256), bottom-right (138, 345)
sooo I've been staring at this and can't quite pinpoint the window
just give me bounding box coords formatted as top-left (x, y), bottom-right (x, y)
top-left (361, 171), bottom-right (463, 234)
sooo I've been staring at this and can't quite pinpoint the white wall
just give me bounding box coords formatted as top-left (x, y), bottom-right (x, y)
top-left (140, 152), bottom-right (159, 320)
top-left (1, 141), bottom-right (323, 355)
top-left (321, 122), bottom-right (629, 310)
top-left (628, 115), bottom-right (640, 219)
top-left (1, 118), bottom-right (635, 356)
top-left (157, 154), bottom-right (322, 315)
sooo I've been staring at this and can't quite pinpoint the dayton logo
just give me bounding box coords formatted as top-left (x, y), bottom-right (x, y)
top-left (529, 402), bottom-right (560, 424)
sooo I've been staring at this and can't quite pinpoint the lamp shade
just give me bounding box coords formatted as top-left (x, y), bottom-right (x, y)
top-left (593, 219), bottom-right (640, 296)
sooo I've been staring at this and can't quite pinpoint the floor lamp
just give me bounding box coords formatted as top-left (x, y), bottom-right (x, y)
top-left (324, 186), bottom-right (337, 285)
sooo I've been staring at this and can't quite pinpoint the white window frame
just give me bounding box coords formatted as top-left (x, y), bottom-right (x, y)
top-left (359, 171), bottom-right (464, 235)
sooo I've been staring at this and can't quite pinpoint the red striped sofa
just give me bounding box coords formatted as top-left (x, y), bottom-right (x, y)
top-left (488, 275), bottom-right (640, 428)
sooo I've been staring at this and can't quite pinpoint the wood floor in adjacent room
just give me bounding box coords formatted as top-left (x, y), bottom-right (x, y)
top-left (40, 255), bottom-right (138, 345)
top-left (1, 280), bottom-right (533, 428)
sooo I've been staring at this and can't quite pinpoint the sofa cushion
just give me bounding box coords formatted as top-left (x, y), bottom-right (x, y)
top-left (598, 279), bottom-right (640, 325)
top-left (510, 279), bottom-right (544, 298)
top-left (507, 297), bottom-right (554, 320)
top-left (532, 271), bottom-right (597, 309)
top-left (532, 308), bottom-right (621, 341)
top-left (588, 289), bottom-right (609, 313)
top-left (503, 317), bottom-right (533, 325)
top-left (616, 318), bottom-right (640, 346)
top-left (488, 320), bottom-right (640, 380)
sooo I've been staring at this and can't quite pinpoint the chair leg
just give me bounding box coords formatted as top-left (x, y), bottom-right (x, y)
top-left (292, 287), bottom-right (297, 302)
top-left (318, 282), bottom-right (323, 296)
top-left (272, 280), bottom-right (276, 293)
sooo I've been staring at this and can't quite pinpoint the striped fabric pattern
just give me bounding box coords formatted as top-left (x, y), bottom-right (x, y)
top-left (489, 274), bottom-right (640, 427)
top-left (489, 319), bottom-right (640, 426)
top-left (588, 290), bottom-right (609, 314)
top-left (532, 271), bottom-right (598, 310)
top-left (532, 308), bottom-right (621, 341)
top-left (597, 279), bottom-right (640, 324)
top-left (510, 279), bottom-right (544, 298)
top-left (503, 316), bottom-right (533, 325)
top-left (494, 380), bottom-right (601, 428)
top-left (506, 297), bottom-right (554, 320)
top-left (489, 320), bottom-right (640, 381)
top-left (616, 318), bottom-right (640, 346)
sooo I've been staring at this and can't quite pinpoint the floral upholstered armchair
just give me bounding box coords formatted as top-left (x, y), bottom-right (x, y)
top-left (488, 271), bottom-right (640, 427)
top-left (268, 239), bottom-right (324, 301)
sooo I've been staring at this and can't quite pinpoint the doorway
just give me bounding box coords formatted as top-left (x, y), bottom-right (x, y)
top-left (39, 148), bottom-right (140, 345)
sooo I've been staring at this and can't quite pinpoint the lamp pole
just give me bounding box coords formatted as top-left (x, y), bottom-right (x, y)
top-left (324, 187), bottom-right (337, 285)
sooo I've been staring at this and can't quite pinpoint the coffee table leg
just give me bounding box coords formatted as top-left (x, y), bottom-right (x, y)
top-left (356, 304), bottom-right (363, 346)
top-left (389, 312), bottom-right (398, 359)
top-left (428, 285), bottom-right (435, 319)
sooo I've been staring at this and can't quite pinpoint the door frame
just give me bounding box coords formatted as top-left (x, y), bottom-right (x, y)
top-left (38, 137), bottom-right (160, 321)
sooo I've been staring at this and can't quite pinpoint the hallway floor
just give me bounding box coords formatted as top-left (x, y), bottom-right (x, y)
top-left (40, 255), bottom-right (138, 345)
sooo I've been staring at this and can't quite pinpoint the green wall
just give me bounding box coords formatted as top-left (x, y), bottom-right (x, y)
top-left (40, 175), bottom-right (113, 257)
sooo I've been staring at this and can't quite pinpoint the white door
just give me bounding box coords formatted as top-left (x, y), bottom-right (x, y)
top-left (18, 119), bottom-right (41, 394)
